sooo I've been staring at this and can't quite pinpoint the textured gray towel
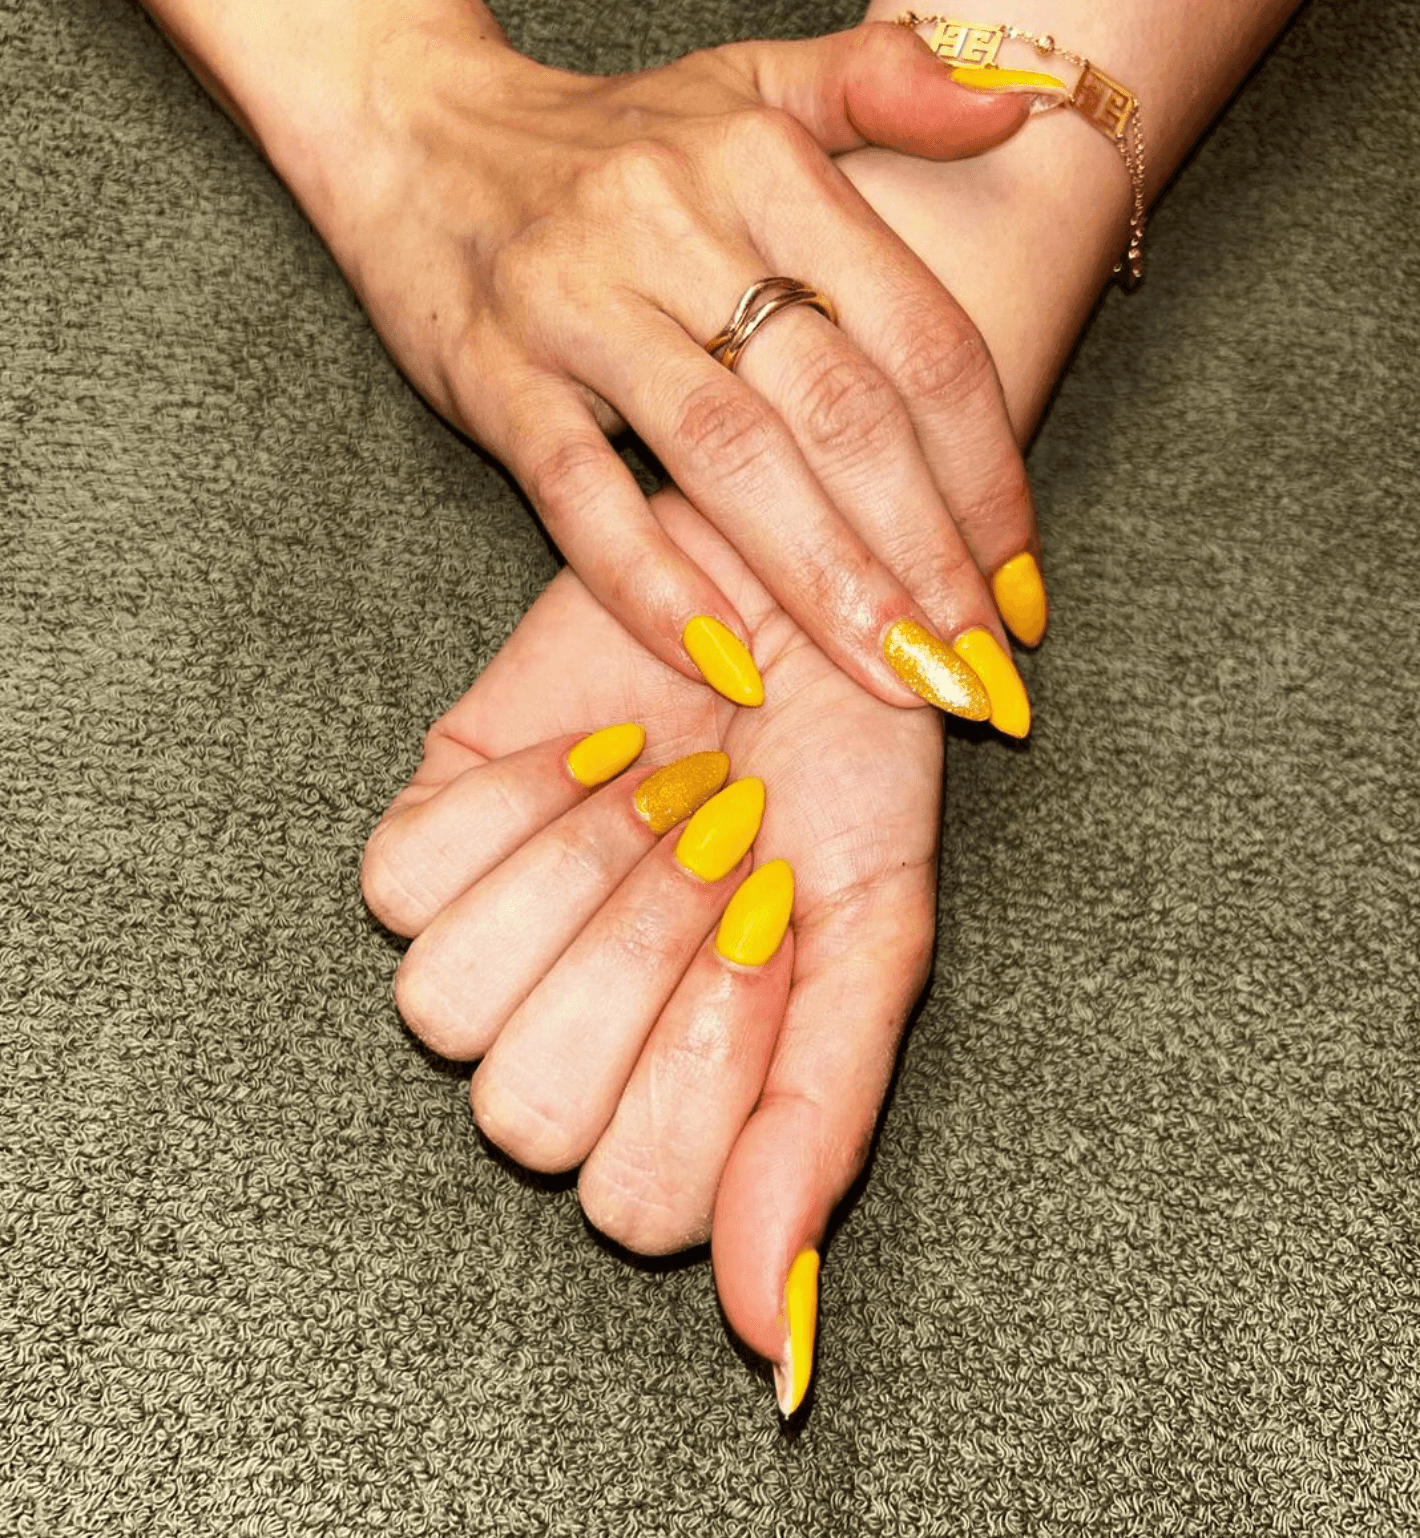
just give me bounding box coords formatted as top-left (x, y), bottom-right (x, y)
top-left (2, 0), bottom-right (1416, 1532)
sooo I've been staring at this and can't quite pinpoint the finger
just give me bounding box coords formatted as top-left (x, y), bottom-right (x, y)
top-left (741, 134), bottom-right (1048, 658)
top-left (725, 300), bottom-right (1033, 736)
top-left (393, 753), bottom-right (732, 1061)
top-left (719, 22), bottom-right (1036, 158)
top-left (583, 304), bottom-right (993, 725)
top-left (579, 860), bottom-right (795, 1255)
top-left (710, 865), bottom-right (937, 1417)
top-left (471, 777), bottom-right (765, 1171)
top-left (480, 372), bottom-right (767, 708)
top-left (363, 724), bottom-right (646, 938)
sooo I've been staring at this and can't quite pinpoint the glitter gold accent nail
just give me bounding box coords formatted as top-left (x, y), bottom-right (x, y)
top-left (682, 616), bottom-right (765, 707)
top-left (633, 751), bottom-right (731, 836)
top-left (951, 629), bottom-right (1031, 739)
top-left (675, 778), bottom-right (764, 882)
top-left (774, 1248), bottom-right (820, 1417)
top-left (565, 723), bottom-right (646, 787)
top-left (883, 619), bottom-right (990, 720)
top-left (991, 552), bottom-right (1047, 647)
top-left (715, 859), bottom-right (794, 966)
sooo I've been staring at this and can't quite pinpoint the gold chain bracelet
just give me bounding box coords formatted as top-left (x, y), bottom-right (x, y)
top-left (897, 14), bottom-right (1146, 285)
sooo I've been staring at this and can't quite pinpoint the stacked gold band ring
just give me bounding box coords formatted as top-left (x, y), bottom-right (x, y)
top-left (705, 277), bottom-right (838, 373)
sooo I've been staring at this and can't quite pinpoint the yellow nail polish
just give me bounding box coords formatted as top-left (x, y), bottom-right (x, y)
top-left (683, 616), bottom-right (765, 707)
top-left (774, 1248), bottom-right (820, 1417)
top-left (951, 65), bottom-right (1067, 94)
top-left (633, 750), bottom-right (731, 835)
top-left (675, 777), bottom-right (764, 882)
top-left (991, 552), bottom-right (1047, 647)
top-left (565, 723), bottom-right (647, 787)
top-left (951, 629), bottom-right (1031, 739)
top-left (883, 619), bottom-right (990, 720)
top-left (716, 859), bottom-right (794, 966)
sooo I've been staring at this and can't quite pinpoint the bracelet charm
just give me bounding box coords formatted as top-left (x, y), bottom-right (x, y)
top-left (898, 12), bottom-right (1147, 284)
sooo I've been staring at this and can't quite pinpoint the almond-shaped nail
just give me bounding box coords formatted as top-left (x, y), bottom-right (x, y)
top-left (633, 750), bottom-right (731, 835)
top-left (991, 552), bottom-right (1047, 647)
top-left (716, 859), bottom-right (794, 966)
top-left (951, 629), bottom-right (1031, 739)
top-left (883, 619), bottom-right (990, 720)
top-left (951, 65), bottom-right (1068, 95)
top-left (565, 723), bottom-right (647, 787)
top-left (675, 778), bottom-right (764, 882)
top-left (683, 616), bottom-right (764, 707)
top-left (774, 1248), bottom-right (820, 1417)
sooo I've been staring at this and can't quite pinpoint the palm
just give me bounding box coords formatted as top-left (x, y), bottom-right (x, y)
top-left (379, 487), bottom-right (944, 1369)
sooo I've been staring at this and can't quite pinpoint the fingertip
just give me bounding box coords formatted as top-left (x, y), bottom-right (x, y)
top-left (682, 614), bottom-right (765, 706)
top-left (991, 551), bottom-right (1048, 647)
top-left (843, 22), bottom-right (1032, 158)
top-left (715, 858), bottom-right (794, 966)
top-left (566, 722), bottom-right (647, 787)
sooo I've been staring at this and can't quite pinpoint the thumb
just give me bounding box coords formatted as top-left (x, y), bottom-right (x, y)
top-left (719, 21), bottom-right (1035, 158)
top-left (710, 876), bottom-right (935, 1415)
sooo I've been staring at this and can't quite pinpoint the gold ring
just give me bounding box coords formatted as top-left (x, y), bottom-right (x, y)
top-left (705, 277), bottom-right (838, 373)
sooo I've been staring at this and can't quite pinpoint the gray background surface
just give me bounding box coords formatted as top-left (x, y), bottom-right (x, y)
top-left (2, 0), bottom-right (1416, 1532)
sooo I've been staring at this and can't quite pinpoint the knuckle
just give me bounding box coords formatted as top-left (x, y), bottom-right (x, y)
top-left (792, 352), bottom-right (904, 460)
top-left (887, 318), bottom-right (995, 410)
top-left (472, 1069), bottom-right (582, 1173)
top-left (359, 829), bottom-right (427, 937)
top-left (580, 1146), bottom-right (704, 1255)
top-left (393, 945), bottom-right (471, 1060)
top-left (955, 460), bottom-right (1035, 542)
top-left (674, 378), bottom-right (782, 484)
top-left (545, 817), bottom-right (621, 894)
top-left (596, 904), bottom-right (669, 976)
top-left (785, 531), bottom-right (878, 624)
top-left (881, 519), bottom-right (977, 604)
top-left (727, 104), bottom-right (816, 170)
top-left (522, 434), bottom-right (611, 526)
top-left (579, 137), bottom-right (691, 213)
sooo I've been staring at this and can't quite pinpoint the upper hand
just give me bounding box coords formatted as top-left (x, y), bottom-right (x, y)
top-left (295, 11), bottom-right (1046, 725)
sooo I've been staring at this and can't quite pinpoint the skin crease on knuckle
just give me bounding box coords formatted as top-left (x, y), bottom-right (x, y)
top-left (524, 434), bottom-right (616, 533)
top-left (790, 349), bottom-right (907, 468)
top-left (884, 315), bottom-right (996, 415)
top-left (580, 1139), bottom-right (702, 1256)
top-left (673, 377), bottom-right (786, 492)
top-left (393, 946), bottom-right (483, 1063)
top-left (723, 103), bottom-right (821, 181)
top-left (472, 1068), bottom-right (585, 1173)
top-left (359, 831), bottom-right (438, 939)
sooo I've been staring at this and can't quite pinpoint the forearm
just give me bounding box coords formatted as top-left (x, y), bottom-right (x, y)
top-left (851, 0), bottom-right (1302, 435)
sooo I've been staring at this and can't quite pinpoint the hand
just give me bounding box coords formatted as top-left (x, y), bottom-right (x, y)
top-left (362, 484), bottom-right (944, 1412)
top-left (164, 0), bottom-right (1047, 725)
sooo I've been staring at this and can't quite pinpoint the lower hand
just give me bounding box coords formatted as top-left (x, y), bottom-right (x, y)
top-left (363, 484), bottom-right (943, 1413)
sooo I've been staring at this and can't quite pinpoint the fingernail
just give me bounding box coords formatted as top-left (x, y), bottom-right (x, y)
top-left (883, 619), bottom-right (990, 720)
top-left (774, 1248), bottom-right (820, 1417)
top-left (951, 629), bottom-right (1031, 739)
top-left (633, 750), bottom-right (731, 835)
top-left (716, 859), bottom-right (794, 966)
top-left (683, 616), bottom-right (765, 707)
top-left (566, 722), bottom-right (647, 787)
top-left (991, 552), bottom-right (1047, 647)
top-left (675, 777), bottom-right (764, 882)
top-left (951, 65), bottom-right (1067, 95)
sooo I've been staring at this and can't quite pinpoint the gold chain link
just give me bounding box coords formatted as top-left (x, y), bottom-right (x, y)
top-left (897, 14), bottom-right (1146, 285)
